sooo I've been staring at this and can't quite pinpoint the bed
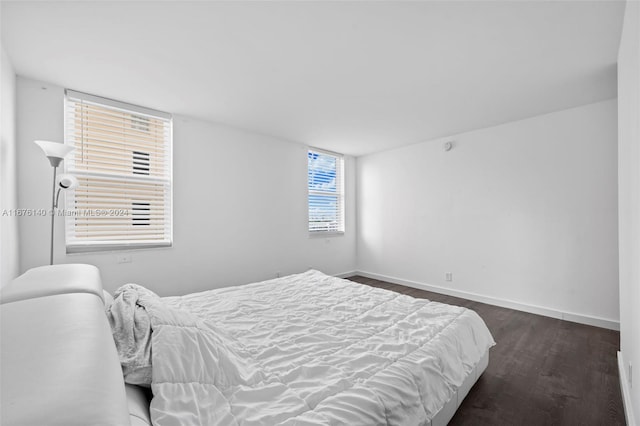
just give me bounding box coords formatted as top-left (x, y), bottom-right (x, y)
top-left (1, 265), bottom-right (495, 426)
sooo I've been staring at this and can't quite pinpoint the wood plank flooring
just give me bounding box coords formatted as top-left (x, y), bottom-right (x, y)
top-left (347, 276), bottom-right (625, 426)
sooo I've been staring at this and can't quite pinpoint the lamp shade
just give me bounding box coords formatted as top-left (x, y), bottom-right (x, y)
top-left (34, 140), bottom-right (74, 167)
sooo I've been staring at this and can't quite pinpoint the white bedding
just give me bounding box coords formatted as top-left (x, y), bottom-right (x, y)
top-left (111, 270), bottom-right (495, 426)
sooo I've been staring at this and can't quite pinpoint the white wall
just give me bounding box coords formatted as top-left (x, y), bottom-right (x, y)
top-left (16, 77), bottom-right (356, 295)
top-left (617, 0), bottom-right (640, 423)
top-left (1, 46), bottom-right (19, 287)
top-left (357, 99), bottom-right (619, 328)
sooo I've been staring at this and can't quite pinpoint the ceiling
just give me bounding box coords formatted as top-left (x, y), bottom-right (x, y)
top-left (1, 1), bottom-right (625, 156)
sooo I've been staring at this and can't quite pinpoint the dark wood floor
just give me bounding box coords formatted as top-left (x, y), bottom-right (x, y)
top-left (347, 276), bottom-right (625, 426)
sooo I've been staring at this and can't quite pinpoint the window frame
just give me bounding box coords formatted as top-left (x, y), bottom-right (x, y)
top-left (307, 147), bottom-right (345, 236)
top-left (63, 89), bottom-right (173, 253)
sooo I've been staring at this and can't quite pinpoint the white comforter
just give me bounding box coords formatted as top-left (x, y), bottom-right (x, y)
top-left (114, 270), bottom-right (495, 426)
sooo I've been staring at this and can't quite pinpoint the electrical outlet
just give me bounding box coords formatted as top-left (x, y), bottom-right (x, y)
top-left (116, 254), bottom-right (132, 264)
top-left (445, 272), bottom-right (453, 282)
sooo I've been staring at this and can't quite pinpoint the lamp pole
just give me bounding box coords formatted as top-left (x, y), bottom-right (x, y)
top-left (50, 166), bottom-right (57, 265)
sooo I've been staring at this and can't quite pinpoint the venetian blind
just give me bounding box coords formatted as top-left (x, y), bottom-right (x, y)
top-left (308, 148), bottom-right (344, 233)
top-left (64, 90), bottom-right (172, 252)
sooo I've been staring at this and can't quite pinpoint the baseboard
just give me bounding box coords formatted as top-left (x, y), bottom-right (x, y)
top-left (355, 270), bottom-right (619, 331)
top-left (335, 270), bottom-right (358, 279)
top-left (618, 351), bottom-right (637, 426)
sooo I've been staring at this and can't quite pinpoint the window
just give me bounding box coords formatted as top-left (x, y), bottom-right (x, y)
top-left (308, 148), bottom-right (344, 234)
top-left (64, 90), bottom-right (172, 252)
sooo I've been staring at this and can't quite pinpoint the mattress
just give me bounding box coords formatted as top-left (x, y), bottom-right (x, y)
top-left (126, 270), bottom-right (495, 425)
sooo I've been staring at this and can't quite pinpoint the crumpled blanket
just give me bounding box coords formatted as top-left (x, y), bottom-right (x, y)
top-left (107, 283), bottom-right (159, 386)
top-left (108, 282), bottom-right (260, 424)
top-left (108, 270), bottom-right (495, 426)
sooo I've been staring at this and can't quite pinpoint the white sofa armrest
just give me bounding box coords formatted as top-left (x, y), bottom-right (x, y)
top-left (1, 264), bottom-right (103, 304)
top-left (0, 265), bottom-right (132, 425)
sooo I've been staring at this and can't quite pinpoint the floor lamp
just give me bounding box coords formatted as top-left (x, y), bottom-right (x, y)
top-left (34, 140), bottom-right (76, 265)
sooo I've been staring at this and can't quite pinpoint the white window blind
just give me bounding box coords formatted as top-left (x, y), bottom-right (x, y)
top-left (308, 148), bottom-right (344, 234)
top-left (64, 90), bottom-right (172, 252)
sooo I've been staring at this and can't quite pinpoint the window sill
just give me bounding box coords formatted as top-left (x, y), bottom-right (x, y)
top-left (66, 242), bottom-right (172, 254)
top-left (308, 231), bottom-right (345, 238)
